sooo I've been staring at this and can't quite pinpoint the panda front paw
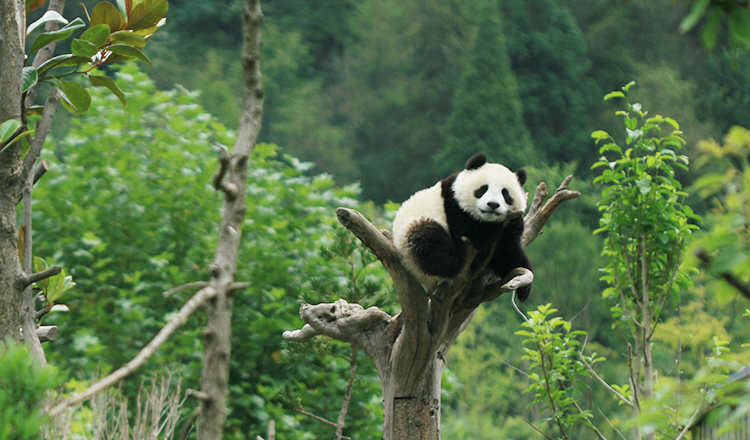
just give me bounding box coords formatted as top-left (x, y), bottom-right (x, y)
top-left (516, 285), bottom-right (531, 302)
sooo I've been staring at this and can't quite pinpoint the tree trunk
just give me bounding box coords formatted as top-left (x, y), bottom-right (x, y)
top-left (0, 0), bottom-right (27, 343)
top-left (284, 178), bottom-right (580, 439)
top-left (196, 0), bottom-right (264, 437)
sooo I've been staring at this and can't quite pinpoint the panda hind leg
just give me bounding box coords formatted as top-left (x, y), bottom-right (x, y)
top-left (406, 220), bottom-right (464, 279)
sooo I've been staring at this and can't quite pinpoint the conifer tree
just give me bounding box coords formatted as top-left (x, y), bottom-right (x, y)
top-left (501, 0), bottom-right (598, 165)
top-left (436, 0), bottom-right (536, 175)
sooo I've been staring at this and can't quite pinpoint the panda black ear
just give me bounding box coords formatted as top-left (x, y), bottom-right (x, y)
top-left (465, 153), bottom-right (487, 170)
top-left (516, 169), bottom-right (527, 186)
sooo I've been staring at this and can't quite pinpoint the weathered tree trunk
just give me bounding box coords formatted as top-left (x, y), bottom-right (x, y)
top-left (0, 0), bottom-right (27, 343)
top-left (196, 0), bottom-right (264, 437)
top-left (284, 177), bottom-right (579, 439)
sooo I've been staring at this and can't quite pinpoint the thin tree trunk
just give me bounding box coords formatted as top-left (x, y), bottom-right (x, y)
top-left (196, 0), bottom-right (264, 437)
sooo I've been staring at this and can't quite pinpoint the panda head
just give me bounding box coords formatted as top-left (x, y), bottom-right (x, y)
top-left (452, 153), bottom-right (528, 223)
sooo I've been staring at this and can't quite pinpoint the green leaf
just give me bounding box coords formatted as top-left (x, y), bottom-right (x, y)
top-left (116, 0), bottom-right (132, 18)
top-left (80, 24), bottom-right (111, 47)
top-left (109, 30), bottom-right (146, 48)
top-left (127, 0), bottom-right (168, 31)
top-left (26, 10), bottom-right (68, 36)
top-left (0, 119), bottom-right (21, 143)
top-left (22, 67), bottom-right (38, 93)
top-left (604, 91), bottom-right (625, 101)
top-left (36, 54), bottom-right (92, 74)
top-left (106, 44), bottom-right (152, 64)
top-left (29, 17), bottom-right (86, 53)
top-left (680, 0), bottom-right (710, 33)
top-left (591, 130), bottom-right (610, 141)
top-left (46, 269), bottom-right (76, 303)
top-left (90, 1), bottom-right (126, 32)
top-left (702, 8), bottom-right (722, 52)
top-left (59, 81), bottom-right (92, 115)
top-left (729, 6), bottom-right (750, 46)
top-left (89, 75), bottom-right (127, 106)
top-left (32, 257), bottom-right (50, 291)
top-left (71, 38), bottom-right (100, 58)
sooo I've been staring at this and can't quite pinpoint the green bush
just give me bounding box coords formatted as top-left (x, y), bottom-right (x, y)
top-left (0, 340), bottom-right (61, 440)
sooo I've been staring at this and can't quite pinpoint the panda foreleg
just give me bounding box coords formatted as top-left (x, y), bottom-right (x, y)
top-left (406, 220), bottom-right (465, 280)
top-left (488, 220), bottom-right (533, 301)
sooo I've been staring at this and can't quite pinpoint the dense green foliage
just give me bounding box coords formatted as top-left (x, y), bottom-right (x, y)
top-left (33, 65), bottom-right (385, 439)
top-left (0, 341), bottom-right (60, 440)
top-left (436, 0), bottom-right (535, 175)
top-left (502, 0), bottom-right (597, 165)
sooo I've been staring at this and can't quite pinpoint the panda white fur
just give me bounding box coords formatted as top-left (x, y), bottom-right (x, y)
top-left (392, 152), bottom-right (533, 301)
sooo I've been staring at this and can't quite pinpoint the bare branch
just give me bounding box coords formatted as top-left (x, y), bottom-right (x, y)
top-left (32, 160), bottom-right (48, 186)
top-left (47, 286), bottom-right (218, 418)
top-left (163, 281), bottom-right (210, 298)
top-left (37, 325), bottom-right (57, 342)
top-left (336, 208), bottom-right (401, 268)
top-left (186, 389), bottom-right (210, 401)
top-left (20, 265), bottom-right (62, 288)
top-left (335, 347), bottom-right (357, 440)
top-left (282, 324), bottom-right (319, 342)
top-left (695, 248), bottom-right (750, 300)
top-left (580, 352), bottom-right (633, 408)
top-left (22, 89), bottom-right (60, 181)
top-left (293, 407), bottom-right (351, 440)
top-left (20, 325), bottom-right (58, 342)
top-left (523, 175), bottom-right (580, 247)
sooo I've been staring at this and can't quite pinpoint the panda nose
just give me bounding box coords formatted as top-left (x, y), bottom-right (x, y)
top-left (487, 202), bottom-right (500, 210)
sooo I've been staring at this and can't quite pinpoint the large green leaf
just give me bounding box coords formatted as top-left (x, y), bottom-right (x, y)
top-left (26, 10), bottom-right (68, 36)
top-left (0, 119), bottom-right (21, 143)
top-left (90, 1), bottom-right (126, 32)
top-left (109, 30), bottom-right (146, 48)
top-left (729, 7), bottom-right (750, 46)
top-left (89, 75), bottom-right (127, 106)
top-left (127, 0), bottom-right (168, 31)
top-left (36, 54), bottom-right (92, 74)
top-left (679, 0), bottom-right (710, 33)
top-left (29, 17), bottom-right (85, 54)
top-left (45, 269), bottom-right (76, 304)
top-left (106, 44), bottom-right (152, 65)
top-left (71, 39), bottom-right (100, 58)
top-left (22, 67), bottom-right (38, 93)
top-left (80, 24), bottom-right (111, 47)
top-left (59, 81), bottom-right (92, 115)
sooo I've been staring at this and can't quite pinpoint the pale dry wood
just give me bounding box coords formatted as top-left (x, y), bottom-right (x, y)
top-left (197, 0), bottom-right (265, 437)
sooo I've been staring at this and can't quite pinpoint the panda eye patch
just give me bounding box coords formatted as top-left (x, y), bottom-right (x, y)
top-left (474, 185), bottom-right (488, 198)
top-left (502, 188), bottom-right (513, 205)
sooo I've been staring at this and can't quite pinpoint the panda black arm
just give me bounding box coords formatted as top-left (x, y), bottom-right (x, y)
top-left (488, 217), bottom-right (533, 301)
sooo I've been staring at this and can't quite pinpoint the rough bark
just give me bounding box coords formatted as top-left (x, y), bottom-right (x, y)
top-left (196, 0), bottom-right (264, 437)
top-left (0, 0), bottom-right (26, 343)
top-left (1, 0), bottom-right (66, 349)
top-left (284, 177), bottom-right (580, 439)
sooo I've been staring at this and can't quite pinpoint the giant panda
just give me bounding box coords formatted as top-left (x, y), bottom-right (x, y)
top-left (392, 152), bottom-right (533, 301)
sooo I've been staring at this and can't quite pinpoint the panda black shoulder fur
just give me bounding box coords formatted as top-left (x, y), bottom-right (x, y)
top-left (392, 152), bottom-right (533, 301)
